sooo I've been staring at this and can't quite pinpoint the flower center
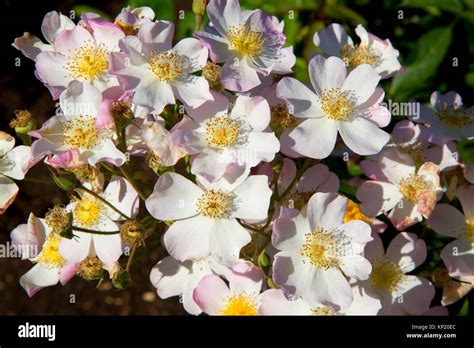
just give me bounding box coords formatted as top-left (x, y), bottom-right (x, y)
top-left (270, 104), bottom-right (299, 136)
top-left (370, 258), bottom-right (405, 292)
top-left (65, 42), bottom-right (109, 82)
top-left (320, 88), bottom-right (354, 121)
top-left (438, 107), bottom-right (473, 128)
top-left (396, 142), bottom-right (426, 168)
top-left (227, 25), bottom-right (265, 58)
top-left (73, 194), bottom-right (102, 228)
top-left (463, 219), bottom-right (474, 242)
top-left (32, 233), bottom-right (64, 269)
top-left (205, 115), bottom-right (240, 148)
top-left (398, 173), bottom-right (432, 203)
top-left (340, 43), bottom-right (380, 69)
top-left (300, 228), bottom-right (340, 269)
top-left (344, 200), bottom-right (374, 223)
top-left (114, 19), bottom-right (140, 36)
top-left (63, 115), bottom-right (100, 150)
top-left (312, 306), bottom-right (337, 316)
top-left (218, 293), bottom-right (258, 316)
top-left (197, 189), bottom-right (234, 219)
top-left (149, 51), bottom-right (183, 81)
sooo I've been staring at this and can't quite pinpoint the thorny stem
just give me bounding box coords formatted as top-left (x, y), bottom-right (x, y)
top-left (72, 226), bottom-right (120, 235)
top-left (119, 165), bottom-right (148, 201)
top-left (126, 243), bottom-right (139, 273)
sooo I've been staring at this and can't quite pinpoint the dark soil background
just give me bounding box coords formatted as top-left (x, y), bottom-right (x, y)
top-left (0, 0), bottom-right (185, 315)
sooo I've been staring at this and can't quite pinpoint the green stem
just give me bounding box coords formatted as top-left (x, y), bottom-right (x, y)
top-left (126, 244), bottom-right (138, 273)
top-left (119, 165), bottom-right (147, 201)
top-left (72, 226), bottom-right (120, 235)
top-left (238, 220), bottom-right (270, 240)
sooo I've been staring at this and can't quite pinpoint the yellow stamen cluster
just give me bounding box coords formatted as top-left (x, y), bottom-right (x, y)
top-left (45, 205), bottom-right (70, 235)
top-left (344, 200), bottom-right (374, 223)
top-left (340, 43), bottom-right (380, 69)
top-left (227, 25), bottom-right (265, 58)
top-left (270, 104), bottom-right (299, 136)
top-left (63, 115), bottom-right (100, 150)
top-left (320, 88), bottom-right (354, 121)
top-left (463, 219), bottom-right (474, 242)
top-left (114, 19), bottom-right (140, 36)
top-left (218, 293), bottom-right (258, 316)
top-left (202, 61), bottom-right (222, 84)
top-left (370, 258), bottom-right (405, 292)
top-left (197, 189), bottom-right (234, 219)
top-left (73, 194), bottom-right (103, 228)
top-left (146, 150), bottom-right (162, 171)
top-left (438, 107), bottom-right (473, 128)
top-left (65, 41), bottom-right (109, 81)
top-left (205, 115), bottom-right (240, 148)
top-left (68, 164), bottom-right (99, 183)
top-left (149, 51), bottom-right (183, 81)
top-left (77, 256), bottom-right (103, 280)
top-left (397, 142), bottom-right (426, 168)
top-left (300, 228), bottom-right (339, 269)
top-left (111, 101), bottom-right (134, 126)
top-left (32, 233), bottom-right (64, 269)
top-left (312, 306), bottom-right (337, 316)
top-left (398, 173), bottom-right (432, 202)
top-left (10, 109), bottom-right (33, 128)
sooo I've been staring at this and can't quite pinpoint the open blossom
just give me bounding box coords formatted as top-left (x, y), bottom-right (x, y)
top-left (410, 91), bottom-right (474, 145)
top-left (180, 94), bottom-right (280, 183)
top-left (145, 172), bottom-right (271, 266)
top-left (361, 120), bottom-right (458, 177)
top-left (277, 55), bottom-right (390, 159)
top-left (361, 232), bottom-right (435, 315)
top-left (272, 193), bottom-right (373, 309)
top-left (0, 131), bottom-right (32, 214)
top-left (59, 176), bottom-right (139, 264)
top-left (313, 23), bottom-right (402, 79)
top-left (30, 81), bottom-right (126, 168)
top-left (12, 11), bottom-right (75, 61)
top-left (34, 17), bottom-right (125, 99)
top-left (259, 286), bottom-right (381, 315)
top-left (193, 261), bottom-right (264, 315)
top-left (194, 0), bottom-right (295, 92)
top-left (109, 21), bottom-right (212, 113)
top-left (428, 185), bottom-right (474, 277)
top-left (10, 213), bottom-right (76, 297)
top-left (114, 6), bottom-right (155, 36)
top-left (357, 151), bottom-right (442, 230)
top-left (150, 255), bottom-right (231, 315)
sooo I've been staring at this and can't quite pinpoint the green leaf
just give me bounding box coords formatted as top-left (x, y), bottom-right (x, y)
top-left (401, 0), bottom-right (464, 13)
top-left (72, 5), bottom-right (111, 21)
top-left (458, 298), bottom-right (469, 315)
top-left (466, 71), bottom-right (474, 89)
top-left (390, 26), bottom-right (452, 101)
top-left (324, 3), bottom-right (367, 26)
top-left (347, 163), bottom-right (364, 176)
top-left (457, 139), bottom-right (474, 163)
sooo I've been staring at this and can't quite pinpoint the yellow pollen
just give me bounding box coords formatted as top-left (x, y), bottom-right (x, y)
top-left (300, 228), bottom-right (340, 269)
top-left (270, 104), bottom-right (299, 136)
top-left (77, 256), bottom-right (103, 280)
top-left (63, 115), bottom-right (100, 150)
top-left (197, 189), bottom-right (234, 219)
top-left (397, 142), bottom-right (426, 168)
top-left (45, 205), bottom-right (70, 235)
top-left (227, 25), bottom-right (265, 58)
top-left (398, 173), bottom-right (432, 202)
top-left (340, 43), bottom-right (380, 69)
top-left (205, 115), bottom-right (240, 148)
top-left (438, 107), bottom-right (473, 128)
top-left (312, 307), bottom-right (337, 316)
top-left (114, 19), bottom-right (140, 36)
top-left (344, 200), bottom-right (374, 223)
top-left (320, 88), bottom-right (354, 121)
top-left (149, 51), bottom-right (183, 81)
top-left (32, 233), bottom-right (64, 269)
top-left (65, 41), bottom-right (109, 82)
top-left (371, 258), bottom-right (405, 292)
top-left (73, 194), bottom-right (102, 228)
top-left (463, 219), bottom-right (474, 241)
top-left (218, 293), bottom-right (258, 315)
top-left (202, 61), bottom-right (222, 84)
top-left (10, 109), bottom-right (33, 128)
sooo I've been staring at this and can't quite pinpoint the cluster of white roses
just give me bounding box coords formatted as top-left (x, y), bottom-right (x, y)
top-left (4, 0), bottom-right (473, 315)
